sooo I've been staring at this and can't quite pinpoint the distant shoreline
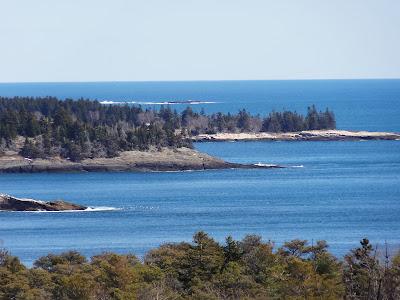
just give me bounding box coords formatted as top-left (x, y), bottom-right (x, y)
top-left (193, 129), bottom-right (400, 142)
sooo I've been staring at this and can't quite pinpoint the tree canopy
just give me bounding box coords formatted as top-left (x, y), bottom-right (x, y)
top-left (0, 97), bottom-right (336, 161)
top-left (1, 233), bottom-right (399, 299)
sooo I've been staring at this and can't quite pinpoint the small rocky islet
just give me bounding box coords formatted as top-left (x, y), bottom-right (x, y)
top-left (0, 194), bottom-right (87, 212)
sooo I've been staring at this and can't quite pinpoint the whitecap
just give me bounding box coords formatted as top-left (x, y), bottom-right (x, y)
top-left (84, 206), bottom-right (121, 212)
top-left (100, 100), bottom-right (123, 104)
top-left (100, 100), bottom-right (218, 105)
top-left (254, 162), bottom-right (277, 167)
top-left (1, 207), bottom-right (121, 213)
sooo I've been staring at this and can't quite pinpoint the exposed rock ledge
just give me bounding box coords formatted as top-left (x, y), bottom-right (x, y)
top-left (0, 194), bottom-right (87, 211)
top-left (0, 147), bottom-right (279, 173)
top-left (193, 130), bottom-right (400, 142)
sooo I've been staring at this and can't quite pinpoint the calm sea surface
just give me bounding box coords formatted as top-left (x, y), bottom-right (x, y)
top-left (0, 80), bottom-right (399, 265)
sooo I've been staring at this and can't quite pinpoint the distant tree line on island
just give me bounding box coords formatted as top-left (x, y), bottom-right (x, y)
top-left (0, 97), bottom-right (335, 161)
top-left (1, 232), bottom-right (399, 299)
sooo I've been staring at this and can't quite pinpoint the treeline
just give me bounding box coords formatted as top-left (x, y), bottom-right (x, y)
top-left (1, 233), bottom-right (399, 299)
top-left (181, 105), bottom-right (335, 135)
top-left (0, 97), bottom-right (335, 161)
top-left (0, 97), bottom-right (190, 161)
top-left (261, 106), bottom-right (336, 132)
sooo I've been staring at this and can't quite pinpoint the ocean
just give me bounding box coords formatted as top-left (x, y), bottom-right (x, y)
top-left (0, 79), bottom-right (399, 265)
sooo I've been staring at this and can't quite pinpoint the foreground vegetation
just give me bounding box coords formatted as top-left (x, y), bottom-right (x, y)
top-left (0, 97), bottom-right (335, 161)
top-left (1, 232), bottom-right (399, 299)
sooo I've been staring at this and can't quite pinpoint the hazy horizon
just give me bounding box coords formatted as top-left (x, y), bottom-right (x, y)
top-left (1, 0), bottom-right (399, 82)
top-left (1, 78), bottom-right (400, 84)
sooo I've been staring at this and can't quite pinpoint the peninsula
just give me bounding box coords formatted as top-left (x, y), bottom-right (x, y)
top-left (0, 146), bottom-right (279, 173)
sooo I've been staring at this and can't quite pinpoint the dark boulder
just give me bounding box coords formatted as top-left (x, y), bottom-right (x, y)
top-left (0, 194), bottom-right (87, 211)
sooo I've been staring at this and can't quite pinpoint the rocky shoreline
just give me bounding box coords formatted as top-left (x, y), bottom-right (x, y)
top-left (0, 147), bottom-right (280, 173)
top-left (0, 194), bottom-right (87, 211)
top-left (193, 129), bottom-right (400, 142)
top-left (1, 130), bottom-right (398, 173)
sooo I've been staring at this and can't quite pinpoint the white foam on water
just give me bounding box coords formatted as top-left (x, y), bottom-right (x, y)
top-left (153, 169), bottom-right (205, 173)
top-left (100, 100), bottom-right (218, 105)
top-left (84, 206), bottom-right (121, 212)
top-left (1, 207), bottom-right (121, 213)
top-left (253, 163), bottom-right (304, 168)
top-left (254, 162), bottom-right (277, 167)
top-left (100, 100), bottom-right (120, 104)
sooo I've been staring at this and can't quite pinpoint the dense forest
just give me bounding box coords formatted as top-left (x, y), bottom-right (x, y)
top-left (0, 97), bottom-right (336, 161)
top-left (0, 232), bottom-right (399, 299)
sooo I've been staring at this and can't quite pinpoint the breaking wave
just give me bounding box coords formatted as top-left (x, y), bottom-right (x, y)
top-left (84, 206), bottom-right (121, 212)
top-left (2, 207), bottom-right (121, 213)
top-left (254, 162), bottom-right (277, 167)
top-left (253, 163), bottom-right (304, 168)
top-left (100, 100), bottom-right (218, 105)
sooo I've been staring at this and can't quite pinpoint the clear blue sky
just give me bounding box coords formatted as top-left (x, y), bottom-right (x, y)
top-left (1, 0), bottom-right (399, 82)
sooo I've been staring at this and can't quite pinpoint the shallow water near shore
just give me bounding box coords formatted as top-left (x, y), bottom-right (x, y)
top-left (1, 140), bottom-right (399, 265)
top-left (0, 79), bottom-right (400, 265)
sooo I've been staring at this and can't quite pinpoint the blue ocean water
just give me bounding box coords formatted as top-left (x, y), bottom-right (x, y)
top-left (0, 80), bottom-right (400, 265)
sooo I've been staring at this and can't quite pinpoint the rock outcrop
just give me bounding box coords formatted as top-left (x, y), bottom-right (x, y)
top-left (0, 194), bottom-right (87, 211)
top-left (193, 130), bottom-right (400, 142)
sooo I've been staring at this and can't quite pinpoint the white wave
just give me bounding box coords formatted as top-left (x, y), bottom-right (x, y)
top-left (100, 100), bottom-right (121, 104)
top-left (152, 169), bottom-right (204, 173)
top-left (1, 207), bottom-right (120, 213)
top-left (254, 162), bottom-right (277, 167)
top-left (100, 100), bottom-right (218, 105)
top-left (0, 194), bottom-right (47, 205)
top-left (84, 206), bottom-right (120, 212)
top-left (253, 163), bottom-right (304, 168)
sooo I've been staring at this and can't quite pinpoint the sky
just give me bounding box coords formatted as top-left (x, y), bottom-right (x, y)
top-left (0, 0), bottom-right (399, 82)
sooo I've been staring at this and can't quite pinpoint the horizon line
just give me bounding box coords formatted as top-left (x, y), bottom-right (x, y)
top-left (1, 77), bottom-right (400, 84)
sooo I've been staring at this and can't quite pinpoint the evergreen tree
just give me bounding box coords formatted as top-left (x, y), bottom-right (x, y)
top-left (237, 109), bottom-right (251, 131)
top-left (306, 105), bottom-right (319, 130)
top-left (343, 238), bottom-right (382, 299)
top-left (20, 138), bottom-right (42, 159)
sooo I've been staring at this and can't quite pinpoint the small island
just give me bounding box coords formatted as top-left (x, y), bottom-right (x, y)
top-left (0, 194), bottom-right (87, 211)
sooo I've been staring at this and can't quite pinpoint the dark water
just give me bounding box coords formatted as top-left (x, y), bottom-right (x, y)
top-left (0, 80), bottom-right (399, 265)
